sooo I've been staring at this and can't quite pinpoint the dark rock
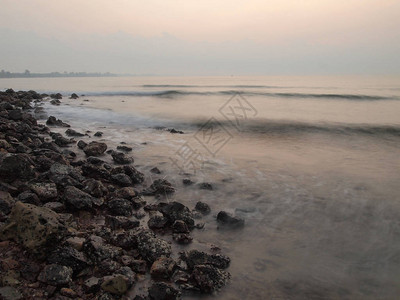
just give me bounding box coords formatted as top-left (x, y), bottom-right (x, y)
top-left (191, 264), bottom-right (230, 293)
top-left (198, 182), bottom-right (213, 190)
top-left (48, 247), bottom-right (90, 272)
top-left (0, 153), bottom-right (36, 182)
top-left (168, 128), bottom-right (184, 134)
top-left (70, 93), bottom-right (79, 99)
top-left (83, 141), bottom-right (107, 156)
top-left (63, 186), bottom-right (96, 210)
top-left (84, 276), bottom-right (100, 293)
top-left (134, 229), bottom-right (171, 263)
top-left (43, 202), bottom-right (65, 213)
top-left (216, 211), bottom-right (245, 228)
top-left (0, 286), bottom-right (23, 300)
top-left (107, 198), bottom-right (133, 217)
top-left (143, 179), bottom-right (175, 196)
top-left (83, 235), bottom-right (121, 262)
top-left (82, 178), bottom-right (107, 198)
top-left (111, 151), bottom-right (133, 164)
top-left (50, 93), bottom-right (63, 100)
top-left (195, 201), bottom-right (211, 215)
top-left (131, 197), bottom-right (146, 210)
top-left (172, 220), bottom-right (189, 233)
top-left (54, 135), bottom-right (75, 147)
top-left (86, 156), bottom-right (105, 165)
top-left (50, 99), bottom-right (61, 105)
top-left (46, 116), bottom-right (70, 127)
top-left (148, 282), bottom-right (180, 300)
top-left (111, 173), bottom-right (132, 187)
top-left (77, 140), bottom-right (87, 149)
top-left (17, 191), bottom-right (40, 205)
top-left (62, 149), bottom-right (76, 158)
top-left (116, 145), bottom-right (132, 152)
top-left (105, 215), bottom-right (140, 230)
top-left (130, 260), bottom-right (147, 274)
top-left (30, 182), bottom-right (58, 201)
top-left (150, 167), bottom-right (161, 174)
top-left (150, 257), bottom-right (176, 279)
top-left (98, 259), bottom-right (121, 276)
top-left (172, 233), bottom-right (193, 244)
top-left (101, 274), bottom-right (130, 295)
top-left (148, 213), bottom-right (168, 229)
top-left (38, 264), bottom-right (73, 286)
top-left (185, 250), bottom-right (230, 270)
top-left (65, 128), bottom-right (85, 137)
top-left (81, 163), bottom-right (110, 181)
top-left (182, 178), bottom-right (194, 186)
top-left (94, 131), bottom-right (103, 137)
top-left (0, 191), bottom-right (15, 215)
top-left (8, 109), bottom-right (22, 121)
top-left (160, 201), bottom-right (194, 229)
top-left (0, 202), bottom-right (65, 253)
top-left (112, 187), bottom-right (136, 199)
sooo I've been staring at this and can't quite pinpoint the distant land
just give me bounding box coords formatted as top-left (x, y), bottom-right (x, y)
top-left (0, 69), bottom-right (119, 78)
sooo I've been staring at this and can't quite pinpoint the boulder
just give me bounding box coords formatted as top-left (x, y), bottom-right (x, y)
top-left (47, 246), bottom-right (90, 272)
top-left (38, 264), bottom-right (73, 286)
top-left (134, 230), bottom-right (171, 263)
top-left (150, 257), bottom-right (176, 279)
top-left (148, 282), bottom-right (180, 300)
top-left (65, 128), bottom-right (84, 137)
top-left (30, 182), bottom-right (58, 201)
top-left (70, 93), bottom-right (79, 99)
top-left (185, 250), bottom-right (230, 270)
top-left (143, 179), bottom-right (175, 196)
top-left (0, 191), bottom-right (15, 215)
top-left (111, 173), bottom-right (132, 187)
top-left (63, 186), bottom-right (96, 210)
top-left (107, 198), bottom-right (133, 217)
top-left (46, 116), bottom-right (70, 127)
top-left (194, 201), bottom-right (211, 215)
top-left (0, 153), bottom-right (36, 182)
top-left (216, 211), bottom-right (245, 228)
top-left (101, 274), bottom-right (130, 295)
top-left (83, 141), bottom-right (107, 156)
top-left (111, 151), bottom-right (133, 164)
top-left (191, 264), bottom-right (230, 293)
top-left (105, 215), bottom-right (140, 230)
top-left (94, 131), bottom-right (103, 137)
top-left (116, 145), bottom-right (132, 152)
top-left (160, 201), bottom-right (194, 229)
top-left (148, 213), bottom-right (168, 229)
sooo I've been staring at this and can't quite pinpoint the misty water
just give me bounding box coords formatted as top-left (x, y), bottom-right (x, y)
top-left (2, 76), bottom-right (400, 299)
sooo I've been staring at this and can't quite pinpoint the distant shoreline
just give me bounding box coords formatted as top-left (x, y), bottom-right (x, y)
top-left (0, 71), bottom-right (119, 79)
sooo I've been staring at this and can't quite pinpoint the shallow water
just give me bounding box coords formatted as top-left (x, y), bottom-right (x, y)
top-left (2, 76), bottom-right (400, 299)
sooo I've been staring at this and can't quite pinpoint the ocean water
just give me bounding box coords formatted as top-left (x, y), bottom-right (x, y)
top-left (2, 76), bottom-right (400, 299)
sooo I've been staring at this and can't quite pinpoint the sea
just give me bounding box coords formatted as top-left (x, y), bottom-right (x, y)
top-left (1, 75), bottom-right (400, 299)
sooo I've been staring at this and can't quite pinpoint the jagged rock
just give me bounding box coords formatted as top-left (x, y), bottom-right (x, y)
top-left (112, 187), bottom-right (136, 199)
top-left (101, 274), bottom-right (130, 295)
top-left (83, 141), bottom-right (107, 156)
top-left (194, 201), bottom-right (211, 215)
top-left (191, 264), bottom-right (230, 293)
top-left (0, 153), bottom-right (36, 182)
top-left (17, 191), bottom-right (40, 205)
top-left (94, 131), bottom-right (103, 137)
top-left (185, 250), bottom-right (230, 270)
top-left (30, 182), bottom-right (58, 201)
top-left (70, 93), bottom-right (79, 99)
top-left (172, 220), bottom-right (189, 233)
top-left (150, 257), bottom-right (176, 279)
top-left (148, 282), bottom-right (180, 300)
top-left (111, 173), bottom-right (132, 187)
top-left (63, 186), bottom-right (96, 210)
top-left (134, 230), bottom-right (171, 263)
top-left (46, 116), bottom-right (70, 127)
top-left (173, 233), bottom-right (193, 244)
top-left (65, 236), bottom-right (86, 251)
top-left (0, 202), bottom-right (65, 253)
top-left (84, 276), bottom-right (100, 293)
top-left (50, 99), bottom-right (60, 105)
top-left (77, 140), bottom-right (87, 149)
top-left (107, 198), bottom-right (133, 217)
top-left (105, 215), bottom-right (140, 230)
top-left (150, 167), bottom-right (161, 174)
top-left (116, 145), bottom-right (132, 152)
top-left (86, 156), bottom-right (105, 165)
top-left (48, 247), bottom-right (90, 272)
top-left (82, 178), bottom-right (107, 198)
top-left (216, 211), bottom-right (245, 228)
top-left (143, 179), bottom-right (175, 196)
top-left (148, 213), bottom-right (168, 229)
top-left (54, 135), bottom-right (75, 147)
top-left (81, 163), bottom-right (110, 180)
top-left (50, 93), bottom-right (63, 100)
top-left (130, 260), bottom-right (147, 274)
top-left (0, 286), bottom-right (23, 300)
top-left (160, 201), bottom-right (194, 229)
top-left (83, 235), bottom-right (121, 262)
top-left (198, 182), bottom-right (213, 190)
top-left (0, 191), bottom-right (15, 215)
top-left (111, 151), bottom-right (133, 164)
top-left (65, 128), bottom-right (85, 137)
top-left (38, 264), bottom-right (73, 286)
top-left (43, 202), bottom-right (65, 213)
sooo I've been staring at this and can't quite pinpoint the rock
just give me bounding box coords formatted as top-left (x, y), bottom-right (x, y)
top-left (150, 257), bottom-right (176, 279)
top-left (50, 93), bottom-right (63, 100)
top-left (16, 191), bottom-right (40, 205)
top-left (0, 286), bottom-right (23, 300)
top-left (81, 163), bottom-right (111, 181)
top-left (94, 131), bottom-right (103, 137)
top-left (77, 140), bottom-right (87, 149)
top-left (60, 287), bottom-right (77, 298)
top-left (38, 264), bottom-right (73, 286)
top-left (30, 182), bottom-right (58, 201)
top-left (63, 186), bottom-right (96, 210)
top-left (84, 276), bottom-right (100, 293)
top-left (82, 178), bottom-right (107, 198)
top-left (168, 128), bottom-right (184, 134)
top-left (198, 182), bottom-right (213, 190)
top-left (216, 211), bottom-right (245, 228)
top-left (70, 93), bottom-right (79, 99)
top-left (54, 135), bottom-right (75, 147)
top-left (150, 167), bottom-right (161, 174)
top-left (46, 116), bottom-right (70, 127)
top-left (43, 202), bottom-right (65, 213)
top-left (0, 202), bottom-right (65, 253)
top-left (65, 128), bottom-right (85, 137)
top-left (185, 250), bottom-right (230, 270)
top-left (107, 198), bottom-right (133, 217)
top-left (172, 220), bottom-right (189, 233)
top-left (116, 145), bottom-right (132, 152)
top-left (134, 230), bottom-right (171, 263)
top-left (50, 99), bottom-right (60, 105)
top-left (0, 153), bottom-right (36, 182)
top-left (47, 247), bottom-right (90, 272)
top-left (0, 191), bottom-right (15, 215)
top-left (83, 141), bottom-right (107, 156)
top-left (112, 187), bottom-right (136, 199)
top-left (130, 260), bottom-right (147, 274)
top-left (111, 173), bottom-right (132, 187)
top-left (148, 213), bottom-right (168, 229)
top-left (86, 156), bottom-right (105, 165)
top-left (148, 282), bottom-right (180, 300)
top-left (191, 264), bottom-right (230, 293)
top-left (111, 151), bottom-right (133, 164)
top-left (195, 201), bottom-right (211, 215)
top-left (105, 215), bottom-right (140, 230)
top-left (83, 235), bottom-right (121, 262)
top-left (172, 233), bottom-right (193, 244)
top-left (8, 109), bottom-right (22, 121)
top-left (182, 178), bottom-right (194, 186)
top-left (143, 179), bottom-right (175, 196)
top-left (66, 236), bottom-right (86, 251)
top-left (160, 201), bottom-right (194, 229)
top-left (101, 274), bottom-right (130, 295)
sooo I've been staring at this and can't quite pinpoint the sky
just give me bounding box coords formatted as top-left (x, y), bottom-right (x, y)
top-left (0, 0), bottom-right (399, 75)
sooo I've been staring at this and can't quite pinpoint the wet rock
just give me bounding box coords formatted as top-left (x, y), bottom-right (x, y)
top-left (16, 191), bottom-right (40, 205)
top-left (143, 179), bottom-right (175, 196)
top-left (105, 215), bottom-right (140, 230)
top-left (48, 247), bottom-right (90, 272)
top-left (173, 233), bottom-right (193, 244)
top-left (63, 186), bottom-right (97, 210)
top-left (160, 201), bottom-right (195, 229)
top-left (130, 260), bottom-right (147, 274)
top-left (8, 109), bottom-right (22, 121)
top-left (43, 202), bottom-right (65, 213)
top-left (0, 202), bottom-right (65, 253)
top-left (116, 145), bottom-right (132, 152)
top-left (198, 182), bottom-right (213, 190)
top-left (54, 135), bottom-right (75, 147)
top-left (83, 235), bottom-right (121, 262)
top-left (82, 178), bottom-right (107, 198)
top-left (150, 257), bottom-right (176, 279)
top-left (65, 236), bottom-right (86, 251)
top-left (148, 282), bottom-right (180, 300)
top-left (98, 259), bottom-right (121, 276)
top-left (195, 201), bottom-right (211, 215)
top-left (101, 274), bottom-right (130, 295)
top-left (0, 286), bottom-right (23, 300)
top-left (70, 93), bottom-right (79, 99)
top-left (50, 93), bottom-right (63, 100)
top-left (60, 287), bottom-right (77, 298)
top-left (172, 220), bottom-right (189, 233)
top-left (150, 167), bottom-right (161, 174)
top-left (182, 178), bottom-right (194, 186)
top-left (83, 141), bottom-right (107, 156)
top-left (38, 264), bottom-right (73, 286)
top-left (46, 116), bottom-right (70, 127)
top-left (131, 197), bottom-right (146, 210)
top-left (65, 128), bottom-right (85, 137)
top-left (134, 229), bottom-right (171, 263)
top-left (0, 153), bottom-right (36, 182)
top-left (30, 182), bottom-right (58, 201)
top-left (168, 128), bottom-right (184, 134)
top-left (81, 163), bottom-right (110, 181)
top-left (84, 276), bottom-right (100, 293)
top-left (86, 156), bottom-right (105, 165)
top-left (50, 99), bottom-right (61, 105)
top-left (112, 187), bottom-right (136, 199)
top-left (111, 173), bottom-right (132, 187)
top-left (185, 250), bottom-right (230, 270)
top-left (191, 264), bottom-right (230, 293)
top-left (111, 151), bottom-right (133, 164)
top-left (0, 191), bottom-right (15, 215)
top-left (94, 131), bottom-right (103, 137)
top-left (148, 213), bottom-right (168, 229)
top-left (77, 140), bottom-right (87, 149)
top-left (107, 198), bottom-right (133, 217)
top-left (216, 211), bottom-right (245, 228)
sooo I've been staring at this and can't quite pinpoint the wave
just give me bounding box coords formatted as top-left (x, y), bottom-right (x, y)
top-left (81, 90), bottom-right (396, 101)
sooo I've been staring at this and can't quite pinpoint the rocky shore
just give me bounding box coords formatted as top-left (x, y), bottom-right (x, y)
top-left (0, 89), bottom-right (243, 300)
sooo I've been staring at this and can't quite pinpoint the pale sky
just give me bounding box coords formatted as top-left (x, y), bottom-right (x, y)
top-left (0, 0), bottom-right (399, 75)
